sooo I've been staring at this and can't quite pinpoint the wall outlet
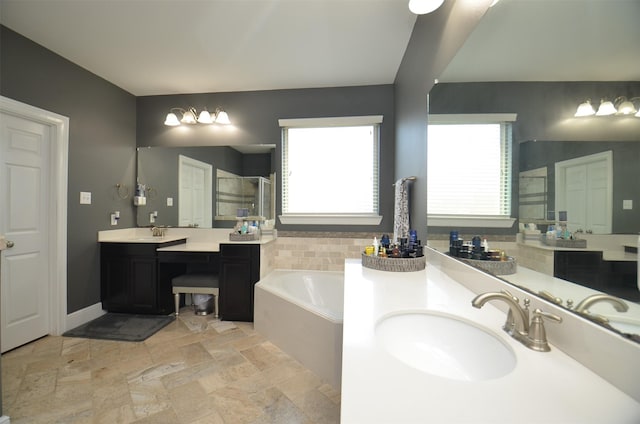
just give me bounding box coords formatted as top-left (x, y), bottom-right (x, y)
top-left (167, 197), bottom-right (173, 206)
top-left (623, 199), bottom-right (633, 210)
top-left (80, 191), bottom-right (91, 204)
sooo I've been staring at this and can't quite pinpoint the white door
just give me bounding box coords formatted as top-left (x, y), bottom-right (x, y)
top-left (1, 113), bottom-right (51, 352)
top-left (178, 155), bottom-right (212, 228)
top-left (555, 151), bottom-right (612, 234)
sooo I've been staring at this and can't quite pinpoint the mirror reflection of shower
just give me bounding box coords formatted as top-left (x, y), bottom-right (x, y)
top-left (216, 169), bottom-right (274, 221)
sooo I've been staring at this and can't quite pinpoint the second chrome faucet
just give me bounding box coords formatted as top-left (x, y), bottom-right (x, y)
top-left (472, 290), bottom-right (562, 352)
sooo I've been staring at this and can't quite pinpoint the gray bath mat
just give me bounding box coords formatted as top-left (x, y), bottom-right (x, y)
top-left (63, 313), bottom-right (174, 342)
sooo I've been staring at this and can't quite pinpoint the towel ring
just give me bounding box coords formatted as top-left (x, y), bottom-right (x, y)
top-left (115, 183), bottom-right (130, 199)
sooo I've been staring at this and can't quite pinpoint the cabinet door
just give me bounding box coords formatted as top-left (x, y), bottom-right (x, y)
top-left (554, 251), bottom-right (603, 290)
top-left (130, 257), bottom-right (157, 312)
top-left (220, 259), bottom-right (254, 321)
top-left (101, 255), bottom-right (130, 311)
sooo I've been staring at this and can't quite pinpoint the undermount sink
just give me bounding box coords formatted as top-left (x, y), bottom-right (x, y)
top-left (375, 311), bottom-right (516, 382)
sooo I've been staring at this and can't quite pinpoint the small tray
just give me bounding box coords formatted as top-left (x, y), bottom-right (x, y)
top-left (229, 232), bottom-right (260, 241)
top-left (457, 256), bottom-right (517, 275)
top-left (361, 253), bottom-right (426, 272)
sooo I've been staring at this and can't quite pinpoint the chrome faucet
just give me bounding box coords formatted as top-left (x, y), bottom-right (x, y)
top-left (472, 291), bottom-right (562, 352)
top-left (574, 294), bottom-right (629, 314)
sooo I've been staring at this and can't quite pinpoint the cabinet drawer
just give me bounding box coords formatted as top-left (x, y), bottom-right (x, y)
top-left (220, 244), bottom-right (258, 259)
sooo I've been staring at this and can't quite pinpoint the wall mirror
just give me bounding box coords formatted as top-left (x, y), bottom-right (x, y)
top-left (427, 0), bottom-right (640, 341)
top-left (136, 145), bottom-right (275, 228)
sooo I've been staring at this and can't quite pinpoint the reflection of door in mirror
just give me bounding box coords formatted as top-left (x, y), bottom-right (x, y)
top-left (555, 151), bottom-right (612, 234)
top-left (178, 155), bottom-right (213, 228)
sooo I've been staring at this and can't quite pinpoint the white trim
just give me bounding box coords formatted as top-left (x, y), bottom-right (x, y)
top-left (0, 96), bottom-right (69, 336)
top-left (428, 216), bottom-right (516, 228)
top-left (0, 415), bottom-right (11, 423)
top-left (428, 113), bottom-right (517, 124)
top-left (279, 214), bottom-right (383, 226)
top-left (65, 302), bottom-right (105, 331)
top-left (278, 115), bottom-right (383, 128)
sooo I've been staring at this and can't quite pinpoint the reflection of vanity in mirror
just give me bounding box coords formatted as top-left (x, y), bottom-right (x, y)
top-left (426, 0), bottom-right (640, 340)
top-left (136, 145), bottom-right (275, 228)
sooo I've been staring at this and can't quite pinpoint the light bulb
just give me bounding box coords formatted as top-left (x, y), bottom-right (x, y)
top-left (164, 112), bottom-right (180, 126)
top-left (595, 100), bottom-right (616, 116)
top-left (215, 110), bottom-right (231, 125)
top-left (197, 110), bottom-right (213, 123)
top-left (616, 99), bottom-right (637, 115)
top-left (574, 100), bottom-right (595, 117)
top-left (181, 110), bottom-right (197, 124)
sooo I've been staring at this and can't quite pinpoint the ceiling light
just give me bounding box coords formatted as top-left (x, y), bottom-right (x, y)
top-left (164, 107), bottom-right (231, 126)
top-left (574, 100), bottom-right (595, 117)
top-left (595, 99), bottom-right (617, 116)
top-left (408, 0), bottom-right (445, 15)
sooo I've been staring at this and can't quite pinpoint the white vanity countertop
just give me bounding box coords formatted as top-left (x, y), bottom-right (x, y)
top-left (98, 228), bottom-right (276, 250)
top-left (519, 239), bottom-right (637, 261)
top-left (340, 258), bottom-right (640, 424)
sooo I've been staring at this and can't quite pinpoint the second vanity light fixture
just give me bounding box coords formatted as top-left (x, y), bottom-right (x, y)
top-left (164, 107), bottom-right (231, 126)
top-left (575, 97), bottom-right (640, 118)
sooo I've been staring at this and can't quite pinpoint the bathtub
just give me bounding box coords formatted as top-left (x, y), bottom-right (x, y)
top-left (254, 269), bottom-right (344, 389)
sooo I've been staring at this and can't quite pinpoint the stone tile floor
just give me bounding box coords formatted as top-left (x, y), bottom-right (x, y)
top-left (1, 309), bottom-right (341, 424)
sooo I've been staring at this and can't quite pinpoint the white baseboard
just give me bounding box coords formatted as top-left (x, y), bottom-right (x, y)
top-left (0, 414), bottom-right (11, 423)
top-left (65, 302), bottom-right (105, 331)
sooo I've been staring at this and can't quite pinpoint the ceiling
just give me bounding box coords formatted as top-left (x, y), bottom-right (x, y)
top-left (1, 0), bottom-right (638, 97)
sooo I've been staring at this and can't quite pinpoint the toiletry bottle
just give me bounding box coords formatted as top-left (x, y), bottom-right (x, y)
top-left (373, 237), bottom-right (379, 256)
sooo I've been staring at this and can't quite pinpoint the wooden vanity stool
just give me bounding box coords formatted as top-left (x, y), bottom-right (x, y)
top-left (171, 273), bottom-right (219, 317)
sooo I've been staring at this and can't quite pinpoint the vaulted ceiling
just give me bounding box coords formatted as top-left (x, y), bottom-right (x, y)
top-left (1, 0), bottom-right (637, 97)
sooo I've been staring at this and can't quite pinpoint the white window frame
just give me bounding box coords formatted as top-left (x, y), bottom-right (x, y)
top-left (427, 113), bottom-right (517, 228)
top-left (278, 116), bottom-right (383, 225)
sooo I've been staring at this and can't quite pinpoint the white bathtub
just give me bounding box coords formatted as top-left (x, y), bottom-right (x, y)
top-left (254, 269), bottom-right (344, 389)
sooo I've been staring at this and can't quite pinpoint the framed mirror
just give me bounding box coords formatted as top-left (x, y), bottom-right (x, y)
top-left (426, 0), bottom-right (640, 340)
top-left (136, 145), bottom-right (275, 228)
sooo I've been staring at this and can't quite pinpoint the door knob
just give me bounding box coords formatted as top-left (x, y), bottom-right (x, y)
top-left (6, 240), bottom-right (14, 248)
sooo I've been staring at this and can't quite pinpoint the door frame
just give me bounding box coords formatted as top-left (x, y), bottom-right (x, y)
top-left (555, 150), bottom-right (613, 233)
top-left (0, 96), bottom-right (69, 337)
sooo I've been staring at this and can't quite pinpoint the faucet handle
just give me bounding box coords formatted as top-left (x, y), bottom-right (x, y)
top-left (501, 290), bottom-right (519, 334)
top-left (528, 309), bottom-right (562, 352)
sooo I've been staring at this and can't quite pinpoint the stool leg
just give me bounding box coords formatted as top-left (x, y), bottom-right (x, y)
top-left (174, 293), bottom-right (180, 316)
top-left (214, 294), bottom-right (219, 318)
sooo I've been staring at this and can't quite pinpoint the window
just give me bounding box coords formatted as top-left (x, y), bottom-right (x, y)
top-left (279, 116), bottom-right (383, 225)
top-left (427, 114), bottom-right (516, 227)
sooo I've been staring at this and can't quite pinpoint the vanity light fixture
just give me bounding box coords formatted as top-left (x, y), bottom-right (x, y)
top-left (575, 96), bottom-right (640, 118)
top-left (408, 0), bottom-right (445, 15)
top-left (164, 107), bottom-right (231, 126)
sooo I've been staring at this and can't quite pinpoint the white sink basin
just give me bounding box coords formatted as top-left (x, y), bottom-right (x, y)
top-left (375, 311), bottom-right (516, 382)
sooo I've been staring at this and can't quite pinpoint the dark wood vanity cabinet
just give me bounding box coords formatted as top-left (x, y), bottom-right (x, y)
top-left (219, 244), bottom-right (260, 322)
top-left (553, 250), bottom-right (604, 291)
top-left (100, 241), bottom-right (183, 314)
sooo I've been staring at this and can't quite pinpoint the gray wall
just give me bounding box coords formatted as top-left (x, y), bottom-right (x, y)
top-left (394, 0), bottom-right (493, 237)
top-left (137, 85), bottom-right (397, 233)
top-left (1, 26), bottom-right (137, 314)
top-left (429, 81), bottom-right (640, 234)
